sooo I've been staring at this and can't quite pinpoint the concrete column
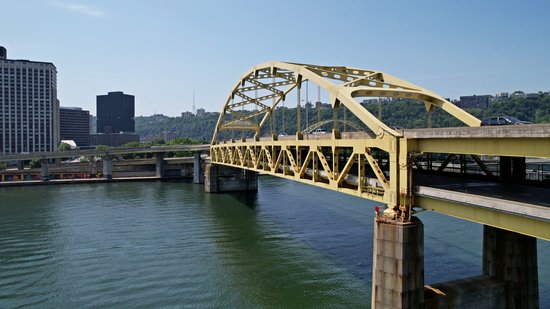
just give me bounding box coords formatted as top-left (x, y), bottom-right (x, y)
top-left (205, 164), bottom-right (258, 193)
top-left (155, 153), bottom-right (164, 178)
top-left (41, 159), bottom-right (49, 182)
top-left (500, 156), bottom-right (512, 179)
top-left (483, 225), bottom-right (538, 308)
top-left (181, 165), bottom-right (192, 178)
top-left (512, 157), bottom-right (526, 181)
top-left (205, 164), bottom-right (218, 193)
top-left (103, 156), bottom-right (113, 180)
top-left (500, 156), bottom-right (526, 182)
top-left (193, 152), bottom-right (204, 184)
top-left (372, 217), bottom-right (424, 309)
top-left (459, 154), bottom-right (467, 174)
top-left (235, 168), bottom-right (258, 191)
top-left (89, 156), bottom-right (96, 177)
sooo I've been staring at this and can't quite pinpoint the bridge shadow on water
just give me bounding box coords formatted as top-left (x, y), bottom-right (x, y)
top-left (226, 191), bottom-right (259, 211)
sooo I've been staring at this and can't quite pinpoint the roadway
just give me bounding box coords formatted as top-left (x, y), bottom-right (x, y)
top-left (414, 173), bottom-right (550, 240)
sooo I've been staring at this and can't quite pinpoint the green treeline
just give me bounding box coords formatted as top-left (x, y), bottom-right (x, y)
top-left (135, 114), bottom-right (220, 142)
top-left (135, 96), bottom-right (550, 141)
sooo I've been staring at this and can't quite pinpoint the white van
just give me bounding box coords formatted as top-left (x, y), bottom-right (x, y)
top-left (312, 129), bottom-right (327, 134)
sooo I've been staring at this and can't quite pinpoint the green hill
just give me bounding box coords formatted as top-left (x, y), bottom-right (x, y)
top-left (135, 96), bottom-right (550, 141)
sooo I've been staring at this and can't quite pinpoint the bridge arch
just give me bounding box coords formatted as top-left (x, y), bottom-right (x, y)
top-left (212, 61), bottom-right (480, 144)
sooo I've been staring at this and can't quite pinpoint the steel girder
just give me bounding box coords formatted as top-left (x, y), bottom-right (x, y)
top-left (212, 61), bottom-right (480, 144)
top-left (211, 62), bottom-right (481, 221)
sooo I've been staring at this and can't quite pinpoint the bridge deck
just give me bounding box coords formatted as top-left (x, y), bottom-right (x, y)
top-left (414, 174), bottom-right (550, 240)
top-left (415, 174), bottom-right (550, 208)
top-left (403, 123), bottom-right (550, 139)
top-left (251, 124), bottom-right (550, 142)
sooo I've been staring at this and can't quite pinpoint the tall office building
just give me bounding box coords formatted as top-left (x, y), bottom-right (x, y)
top-left (0, 46), bottom-right (59, 154)
top-left (60, 107), bottom-right (91, 148)
top-left (97, 91), bottom-right (135, 133)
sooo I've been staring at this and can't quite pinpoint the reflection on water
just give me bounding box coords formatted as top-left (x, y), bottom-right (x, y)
top-left (0, 177), bottom-right (548, 307)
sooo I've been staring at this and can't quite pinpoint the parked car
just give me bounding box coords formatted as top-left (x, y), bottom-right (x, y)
top-left (312, 128), bottom-right (327, 134)
top-left (480, 116), bottom-right (533, 126)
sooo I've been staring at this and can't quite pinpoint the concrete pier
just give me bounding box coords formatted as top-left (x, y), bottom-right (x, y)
top-left (41, 159), bottom-right (49, 182)
top-left (193, 153), bottom-right (204, 184)
top-left (205, 164), bottom-right (258, 193)
top-left (425, 275), bottom-right (506, 308)
top-left (424, 225), bottom-right (539, 308)
top-left (155, 153), bottom-right (164, 178)
top-left (371, 217), bottom-right (424, 309)
top-left (483, 225), bottom-right (538, 308)
top-left (102, 157), bottom-right (113, 180)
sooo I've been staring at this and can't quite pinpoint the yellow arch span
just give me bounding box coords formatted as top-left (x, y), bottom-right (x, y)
top-left (212, 61), bottom-right (480, 144)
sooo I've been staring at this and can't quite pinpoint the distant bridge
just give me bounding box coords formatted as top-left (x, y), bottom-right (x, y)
top-left (0, 144), bottom-right (210, 162)
top-left (0, 144), bottom-right (210, 183)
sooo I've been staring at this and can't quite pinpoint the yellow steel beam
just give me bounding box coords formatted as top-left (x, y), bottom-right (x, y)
top-left (211, 62), bottom-right (550, 224)
top-left (211, 138), bottom-right (391, 204)
top-left (212, 159), bottom-right (386, 204)
top-left (212, 61), bottom-right (481, 144)
top-left (416, 138), bottom-right (550, 158)
top-left (337, 153), bottom-right (357, 185)
top-left (416, 196), bottom-right (550, 241)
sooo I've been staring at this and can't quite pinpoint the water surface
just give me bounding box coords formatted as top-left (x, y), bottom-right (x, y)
top-left (0, 177), bottom-right (548, 307)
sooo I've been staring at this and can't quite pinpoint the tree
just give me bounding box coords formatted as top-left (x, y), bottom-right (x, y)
top-left (58, 143), bottom-right (72, 151)
top-left (167, 137), bottom-right (201, 145)
top-left (95, 145), bottom-right (112, 150)
top-left (121, 141), bottom-right (141, 148)
top-left (30, 159), bottom-right (41, 168)
top-left (149, 137), bottom-right (165, 146)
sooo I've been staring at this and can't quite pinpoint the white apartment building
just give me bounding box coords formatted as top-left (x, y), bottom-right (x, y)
top-left (0, 46), bottom-right (59, 154)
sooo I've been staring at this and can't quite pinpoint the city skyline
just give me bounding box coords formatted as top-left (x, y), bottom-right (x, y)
top-left (2, 0), bottom-right (550, 116)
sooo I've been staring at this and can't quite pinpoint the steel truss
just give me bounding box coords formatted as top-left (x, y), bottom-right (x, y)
top-left (211, 61), bottom-right (481, 221)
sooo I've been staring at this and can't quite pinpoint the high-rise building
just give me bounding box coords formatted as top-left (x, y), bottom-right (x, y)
top-left (60, 107), bottom-right (91, 148)
top-left (96, 91), bottom-right (135, 133)
top-left (0, 46), bottom-right (59, 154)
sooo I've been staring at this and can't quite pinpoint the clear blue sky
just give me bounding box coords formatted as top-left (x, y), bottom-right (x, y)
top-left (2, 0), bottom-right (550, 116)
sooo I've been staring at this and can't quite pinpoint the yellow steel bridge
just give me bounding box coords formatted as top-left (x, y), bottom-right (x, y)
top-left (210, 61), bottom-right (550, 240)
